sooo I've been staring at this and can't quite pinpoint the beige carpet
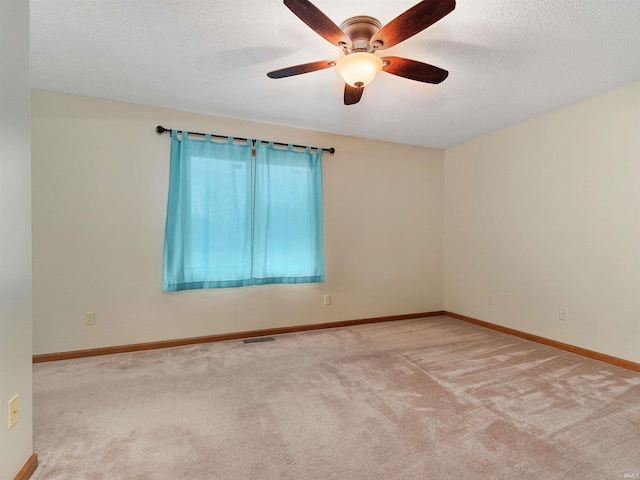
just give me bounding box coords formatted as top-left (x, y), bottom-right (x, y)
top-left (33, 316), bottom-right (640, 479)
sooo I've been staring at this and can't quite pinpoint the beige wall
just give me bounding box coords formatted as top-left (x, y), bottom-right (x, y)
top-left (31, 90), bottom-right (445, 355)
top-left (0, 0), bottom-right (33, 478)
top-left (33, 79), bottom-right (640, 364)
top-left (445, 81), bottom-right (640, 363)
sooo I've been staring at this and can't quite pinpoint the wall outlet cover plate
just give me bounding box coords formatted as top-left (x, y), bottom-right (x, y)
top-left (8, 395), bottom-right (19, 429)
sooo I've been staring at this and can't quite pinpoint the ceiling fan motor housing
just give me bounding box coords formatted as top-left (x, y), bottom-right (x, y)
top-left (339, 16), bottom-right (381, 52)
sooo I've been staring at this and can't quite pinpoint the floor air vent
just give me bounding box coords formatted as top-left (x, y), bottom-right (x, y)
top-left (243, 337), bottom-right (276, 344)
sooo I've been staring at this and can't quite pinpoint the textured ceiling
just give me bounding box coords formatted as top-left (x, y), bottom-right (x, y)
top-left (31, 0), bottom-right (640, 149)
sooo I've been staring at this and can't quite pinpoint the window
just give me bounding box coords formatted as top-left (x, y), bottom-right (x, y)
top-left (162, 132), bottom-right (324, 291)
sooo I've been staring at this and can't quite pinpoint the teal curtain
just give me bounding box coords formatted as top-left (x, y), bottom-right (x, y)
top-left (253, 142), bottom-right (325, 284)
top-left (163, 132), bottom-right (253, 291)
top-left (162, 133), bottom-right (324, 291)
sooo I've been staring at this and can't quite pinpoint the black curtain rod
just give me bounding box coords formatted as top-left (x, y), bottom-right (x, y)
top-left (155, 126), bottom-right (335, 154)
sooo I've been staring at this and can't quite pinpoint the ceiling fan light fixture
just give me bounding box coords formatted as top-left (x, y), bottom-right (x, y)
top-left (336, 52), bottom-right (383, 88)
top-left (269, 0), bottom-right (456, 104)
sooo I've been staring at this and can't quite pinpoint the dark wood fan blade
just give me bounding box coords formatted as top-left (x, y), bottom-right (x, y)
top-left (283, 0), bottom-right (351, 47)
top-left (382, 56), bottom-right (448, 83)
top-left (267, 60), bottom-right (336, 79)
top-left (344, 84), bottom-right (364, 105)
top-left (370, 0), bottom-right (455, 50)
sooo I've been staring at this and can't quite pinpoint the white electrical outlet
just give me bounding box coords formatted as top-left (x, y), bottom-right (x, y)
top-left (559, 308), bottom-right (569, 321)
top-left (84, 312), bottom-right (95, 325)
top-left (324, 294), bottom-right (332, 306)
top-left (488, 296), bottom-right (494, 306)
top-left (8, 395), bottom-right (18, 429)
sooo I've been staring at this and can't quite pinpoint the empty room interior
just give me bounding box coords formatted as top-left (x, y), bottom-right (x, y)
top-left (2, 0), bottom-right (640, 479)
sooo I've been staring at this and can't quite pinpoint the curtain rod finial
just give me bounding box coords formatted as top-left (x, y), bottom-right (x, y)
top-left (327, 148), bottom-right (335, 154)
top-left (156, 125), bottom-right (168, 134)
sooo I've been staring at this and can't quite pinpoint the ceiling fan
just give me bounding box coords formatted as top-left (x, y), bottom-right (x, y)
top-left (267, 0), bottom-right (456, 105)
